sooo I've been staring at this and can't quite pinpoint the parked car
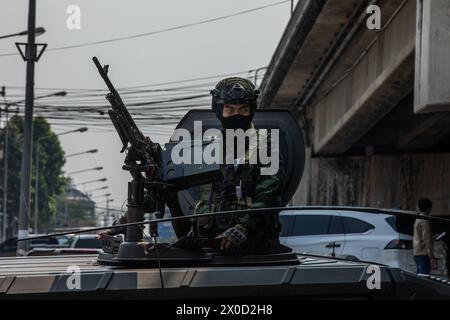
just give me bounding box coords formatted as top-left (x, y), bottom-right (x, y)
top-left (69, 234), bottom-right (103, 249)
top-left (279, 209), bottom-right (420, 273)
top-left (27, 247), bottom-right (102, 256)
top-left (0, 235), bottom-right (69, 257)
top-left (26, 234), bottom-right (103, 256)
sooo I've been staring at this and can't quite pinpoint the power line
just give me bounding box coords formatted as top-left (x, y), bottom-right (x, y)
top-left (5, 68), bottom-right (266, 92)
top-left (0, 1), bottom-right (289, 57)
top-left (2, 67), bottom-right (265, 131)
top-left (4, 97), bottom-right (211, 114)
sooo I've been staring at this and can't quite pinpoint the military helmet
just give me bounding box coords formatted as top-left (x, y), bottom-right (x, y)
top-left (210, 77), bottom-right (259, 117)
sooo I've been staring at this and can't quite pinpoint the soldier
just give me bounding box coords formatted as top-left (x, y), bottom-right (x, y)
top-left (99, 77), bottom-right (284, 253)
top-left (192, 77), bottom-right (284, 253)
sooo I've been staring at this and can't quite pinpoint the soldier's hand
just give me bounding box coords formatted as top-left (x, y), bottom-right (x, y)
top-left (96, 232), bottom-right (107, 240)
top-left (215, 224), bottom-right (247, 251)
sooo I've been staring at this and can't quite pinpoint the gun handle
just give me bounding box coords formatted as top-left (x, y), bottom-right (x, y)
top-left (108, 110), bottom-right (129, 153)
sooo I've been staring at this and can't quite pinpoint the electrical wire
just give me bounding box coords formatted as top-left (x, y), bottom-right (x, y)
top-left (5, 68), bottom-right (265, 92)
top-left (0, 1), bottom-right (289, 57)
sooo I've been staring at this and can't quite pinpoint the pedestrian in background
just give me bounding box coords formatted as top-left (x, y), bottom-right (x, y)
top-left (413, 198), bottom-right (437, 275)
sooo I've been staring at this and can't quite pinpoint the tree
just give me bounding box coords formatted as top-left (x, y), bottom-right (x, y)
top-left (0, 115), bottom-right (66, 235)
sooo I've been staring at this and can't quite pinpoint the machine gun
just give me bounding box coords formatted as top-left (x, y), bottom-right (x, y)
top-left (93, 56), bottom-right (165, 247)
top-left (92, 56), bottom-right (161, 176)
top-left (92, 57), bottom-right (223, 262)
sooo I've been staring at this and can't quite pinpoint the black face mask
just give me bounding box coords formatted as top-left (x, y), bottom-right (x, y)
top-left (220, 114), bottom-right (253, 130)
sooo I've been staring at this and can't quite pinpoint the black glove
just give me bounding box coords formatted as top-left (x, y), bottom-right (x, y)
top-left (216, 224), bottom-right (248, 250)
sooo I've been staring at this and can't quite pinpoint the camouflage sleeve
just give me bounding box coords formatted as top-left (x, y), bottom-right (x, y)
top-left (252, 129), bottom-right (284, 208)
top-left (239, 134), bottom-right (284, 237)
top-left (105, 211), bottom-right (128, 236)
top-left (194, 183), bottom-right (214, 215)
top-left (250, 166), bottom-right (284, 209)
top-left (238, 168), bottom-right (283, 237)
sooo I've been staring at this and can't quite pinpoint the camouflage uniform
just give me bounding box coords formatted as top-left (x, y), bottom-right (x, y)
top-left (193, 128), bottom-right (284, 252)
top-left (105, 213), bottom-right (128, 236)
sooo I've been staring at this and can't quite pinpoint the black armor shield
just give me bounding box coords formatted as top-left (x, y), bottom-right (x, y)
top-left (166, 109), bottom-right (305, 237)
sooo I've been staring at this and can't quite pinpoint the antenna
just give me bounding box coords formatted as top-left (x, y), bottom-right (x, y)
top-left (150, 215), bottom-right (164, 288)
top-left (153, 235), bottom-right (164, 289)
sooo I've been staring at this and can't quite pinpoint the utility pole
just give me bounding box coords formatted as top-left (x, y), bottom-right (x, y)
top-left (254, 67), bottom-right (268, 88)
top-left (64, 187), bottom-right (68, 226)
top-left (17, 0), bottom-right (37, 255)
top-left (106, 194), bottom-right (110, 226)
top-left (34, 142), bottom-right (39, 233)
top-left (0, 94), bottom-right (18, 241)
top-left (2, 102), bottom-right (9, 242)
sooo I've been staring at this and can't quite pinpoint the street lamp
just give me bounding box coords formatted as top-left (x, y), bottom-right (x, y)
top-left (73, 177), bottom-right (107, 193)
top-left (85, 186), bottom-right (108, 194)
top-left (33, 126), bottom-right (88, 233)
top-left (68, 166), bottom-right (103, 175)
top-left (65, 149), bottom-right (98, 158)
top-left (1, 91), bottom-right (67, 108)
top-left (91, 193), bottom-right (111, 200)
top-left (50, 90), bottom-right (67, 96)
top-left (0, 88), bottom-right (68, 113)
top-left (0, 27), bottom-right (46, 40)
top-left (74, 177), bottom-right (107, 186)
top-left (83, 177), bottom-right (107, 184)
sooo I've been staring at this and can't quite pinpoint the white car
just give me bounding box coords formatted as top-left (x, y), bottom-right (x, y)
top-left (279, 209), bottom-right (417, 273)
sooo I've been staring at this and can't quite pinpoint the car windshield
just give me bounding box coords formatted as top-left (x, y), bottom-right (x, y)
top-left (56, 236), bottom-right (71, 247)
top-left (73, 237), bottom-right (102, 249)
top-left (30, 237), bottom-right (59, 246)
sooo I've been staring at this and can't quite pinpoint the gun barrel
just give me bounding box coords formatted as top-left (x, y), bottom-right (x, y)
top-left (93, 56), bottom-right (118, 97)
top-left (92, 56), bottom-right (150, 152)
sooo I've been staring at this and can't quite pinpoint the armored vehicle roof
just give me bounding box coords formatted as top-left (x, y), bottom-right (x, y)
top-left (1, 254), bottom-right (449, 299)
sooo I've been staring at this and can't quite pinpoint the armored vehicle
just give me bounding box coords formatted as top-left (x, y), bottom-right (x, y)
top-left (2, 58), bottom-right (449, 300)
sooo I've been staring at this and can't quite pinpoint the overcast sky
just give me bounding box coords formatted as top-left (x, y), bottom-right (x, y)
top-left (0, 0), bottom-right (296, 213)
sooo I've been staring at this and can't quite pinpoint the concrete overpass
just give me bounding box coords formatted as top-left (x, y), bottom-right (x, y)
top-left (259, 0), bottom-right (450, 214)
